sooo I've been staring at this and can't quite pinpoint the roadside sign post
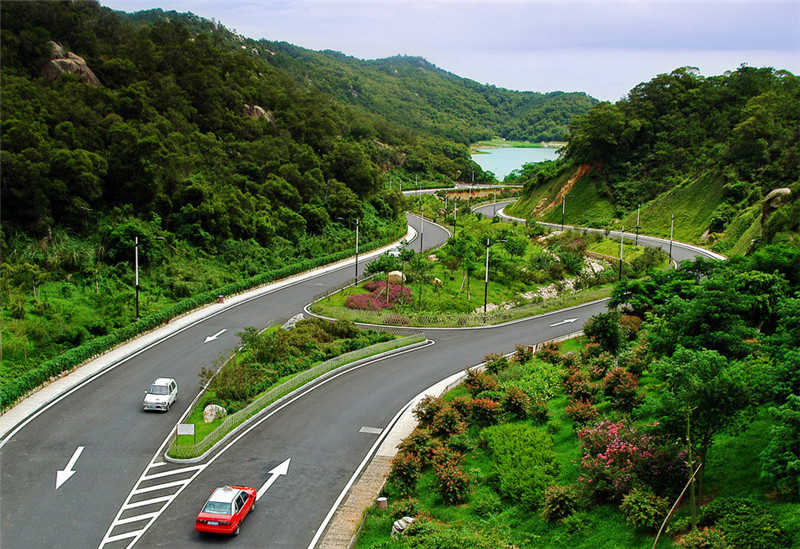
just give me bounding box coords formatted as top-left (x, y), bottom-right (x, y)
top-left (177, 423), bottom-right (196, 445)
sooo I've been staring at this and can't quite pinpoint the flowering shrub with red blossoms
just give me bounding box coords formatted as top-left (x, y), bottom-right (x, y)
top-left (577, 419), bottom-right (687, 502)
top-left (343, 280), bottom-right (412, 310)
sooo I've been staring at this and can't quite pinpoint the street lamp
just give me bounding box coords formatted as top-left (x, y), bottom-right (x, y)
top-left (669, 214), bottom-right (689, 261)
top-left (635, 203), bottom-right (641, 246)
top-left (338, 217), bottom-right (360, 285)
top-left (134, 236), bottom-right (165, 321)
top-left (483, 237), bottom-right (506, 322)
top-left (619, 226), bottom-right (625, 281)
top-left (419, 203), bottom-right (424, 253)
top-left (453, 197), bottom-right (458, 236)
top-left (561, 194), bottom-right (572, 231)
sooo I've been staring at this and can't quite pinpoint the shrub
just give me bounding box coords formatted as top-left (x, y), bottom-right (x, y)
top-left (469, 397), bottom-right (501, 427)
top-left (434, 455), bottom-right (471, 504)
top-left (578, 420), bottom-right (687, 502)
top-left (501, 386), bottom-right (530, 419)
top-left (388, 497), bottom-right (424, 520)
top-left (398, 428), bottom-right (441, 466)
top-left (463, 368), bottom-right (498, 396)
top-left (504, 360), bottom-right (564, 402)
top-left (481, 423), bottom-right (559, 509)
top-left (535, 341), bottom-right (561, 364)
top-left (699, 497), bottom-right (791, 549)
top-left (677, 527), bottom-right (731, 549)
top-left (619, 314), bottom-right (643, 340)
top-left (529, 399), bottom-right (552, 424)
top-left (412, 396), bottom-right (445, 427)
top-left (431, 405), bottom-right (467, 437)
top-left (449, 396), bottom-right (473, 417)
top-left (388, 451), bottom-right (422, 497)
top-left (760, 395), bottom-right (800, 501)
top-left (471, 488), bottom-right (502, 517)
top-left (484, 352), bottom-right (509, 374)
top-left (603, 367), bottom-right (645, 412)
top-left (541, 483), bottom-right (581, 522)
top-left (620, 487), bottom-right (669, 530)
top-left (400, 516), bottom-right (508, 547)
top-left (446, 431), bottom-right (477, 454)
top-left (514, 343), bottom-right (535, 363)
top-left (344, 280), bottom-right (412, 310)
top-left (564, 399), bottom-right (599, 425)
top-left (563, 369), bottom-right (600, 403)
top-left (588, 352), bottom-right (615, 380)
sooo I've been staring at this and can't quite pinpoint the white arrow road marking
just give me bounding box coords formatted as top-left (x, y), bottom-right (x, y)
top-left (257, 458), bottom-right (291, 501)
top-left (204, 329), bottom-right (227, 343)
top-left (56, 446), bottom-right (84, 490)
top-left (549, 317), bottom-right (578, 327)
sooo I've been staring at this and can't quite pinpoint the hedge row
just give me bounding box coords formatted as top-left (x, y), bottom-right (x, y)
top-left (0, 228), bottom-right (405, 409)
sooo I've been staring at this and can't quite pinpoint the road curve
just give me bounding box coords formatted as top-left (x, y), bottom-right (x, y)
top-left (0, 210), bottom-right (718, 549)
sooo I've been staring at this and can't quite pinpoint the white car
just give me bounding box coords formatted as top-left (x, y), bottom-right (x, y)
top-left (143, 377), bottom-right (178, 412)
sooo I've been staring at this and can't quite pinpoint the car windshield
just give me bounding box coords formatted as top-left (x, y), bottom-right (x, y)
top-left (202, 501), bottom-right (231, 515)
top-left (149, 385), bottom-right (169, 395)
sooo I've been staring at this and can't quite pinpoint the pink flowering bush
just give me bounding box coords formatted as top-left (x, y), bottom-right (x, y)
top-left (577, 419), bottom-right (686, 502)
top-left (344, 280), bottom-right (412, 310)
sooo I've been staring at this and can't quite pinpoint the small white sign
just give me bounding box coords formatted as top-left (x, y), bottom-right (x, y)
top-left (177, 424), bottom-right (195, 436)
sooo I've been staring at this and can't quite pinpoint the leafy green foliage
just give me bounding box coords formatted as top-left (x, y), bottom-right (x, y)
top-left (760, 395), bottom-right (800, 501)
top-left (699, 497), bottom-right (792, 549)
top-left (619, 487), bottom-right (669, 531)
top-left (199, 318), bottom-right (392, 412)
top-left (481, 423), bottom-right (559, 509)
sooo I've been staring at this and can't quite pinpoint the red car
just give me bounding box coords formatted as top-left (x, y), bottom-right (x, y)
top-left (195, 485), bottom-right (257, 535)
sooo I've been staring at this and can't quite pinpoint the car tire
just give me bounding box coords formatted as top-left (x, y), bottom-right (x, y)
top-left (166, 403), bottom-right (170, 412)
top-left (234, 525), bottom-right (240, 536)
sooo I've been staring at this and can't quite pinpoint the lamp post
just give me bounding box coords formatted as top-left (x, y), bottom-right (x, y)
top-left (453, 197), bottom-right (458, 236)
top-left (338, 217), bottom-right (360, 285)
top-left (635, 203), bottom-right (641, 246)
top-left (493, 191), bottom-right (497, 217)
top-left (134, 236), bottom-right (165, 321)
top-left (669, 214), bottom-right (689, 261)
top-left (483, 237), bottom-right (506, 322)
top-left (420, 204), bottom-right (424, 253)
top-left (561, 194), bottom-right (572, 231)
top-left (619, 226), bottom-right (625, 281)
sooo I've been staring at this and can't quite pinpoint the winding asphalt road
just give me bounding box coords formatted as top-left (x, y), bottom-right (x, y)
top-left (0, 209), bottom-right (721, 549)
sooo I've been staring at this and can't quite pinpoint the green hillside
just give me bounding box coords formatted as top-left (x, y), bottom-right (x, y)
top-left (507, 66), bottom-right (800, 252)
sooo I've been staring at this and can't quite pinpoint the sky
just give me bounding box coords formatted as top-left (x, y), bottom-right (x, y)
top-left (102, 0), bottom-right (800, 102)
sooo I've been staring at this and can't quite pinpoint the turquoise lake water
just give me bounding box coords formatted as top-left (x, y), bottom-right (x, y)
top-left (471, 147), bottom-right (560, 180)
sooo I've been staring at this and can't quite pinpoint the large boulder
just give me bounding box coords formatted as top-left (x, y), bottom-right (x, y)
top-left (43, 41), bottom-right (101, 86)
top-left (391, 516), bottom-right (415, 536)
top-left (387, 271), bottom-right (405, 285)
top-left (243, 103), bottom-right (276, 125)
top-left (203, 404), bottom-right (227, 423)
top-left (762, 188), bottom-right (792, 230)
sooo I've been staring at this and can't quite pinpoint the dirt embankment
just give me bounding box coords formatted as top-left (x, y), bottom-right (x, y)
top-left (527, 163), bottom-right (591, 218)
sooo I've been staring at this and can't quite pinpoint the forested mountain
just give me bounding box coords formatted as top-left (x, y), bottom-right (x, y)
top-left (117, 9), bottom-right (597, 145)
top-left (508, 66), bottom-right (800, 253)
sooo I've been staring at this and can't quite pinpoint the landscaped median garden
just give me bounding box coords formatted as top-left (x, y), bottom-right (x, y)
top-left (351, 246), bottom-right (800, 549)
top-left (310, 212), bottom-right (669, 328)
top-left (167, 318), bottom-right (424, 460)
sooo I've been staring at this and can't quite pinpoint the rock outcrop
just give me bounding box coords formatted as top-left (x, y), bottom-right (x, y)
top-left (243, 103), bottom-right (276, 125)
top-left (43, 41), bottom-right (101, 86)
